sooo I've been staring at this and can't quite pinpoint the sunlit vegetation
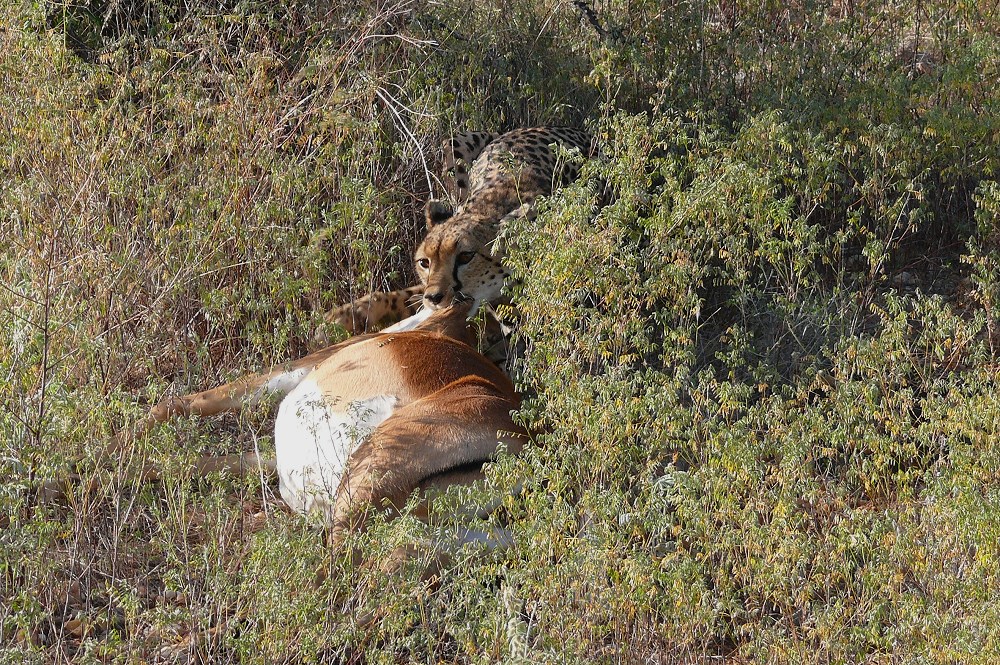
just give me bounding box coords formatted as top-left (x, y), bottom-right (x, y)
top-left (2, 0), bottom-right (999, 661)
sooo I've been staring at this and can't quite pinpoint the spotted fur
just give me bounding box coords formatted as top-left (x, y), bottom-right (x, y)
top-left (417, 126), bottom-right (590, 312)
top-left (443, 131), bottom-right (498, 202)
top-left (325, 285), bottom-right (424, 336)
top-left (325, 126), bottom-right (591, 334)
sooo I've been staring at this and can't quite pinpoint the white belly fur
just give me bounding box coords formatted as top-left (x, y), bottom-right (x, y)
top-left (274, 378), bottom-right (396, 520)
top-left (250, 366), bottom-right (312, 405)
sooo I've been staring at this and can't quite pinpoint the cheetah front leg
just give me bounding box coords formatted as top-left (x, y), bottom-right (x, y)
top-left (322, 285), bottom-right (425, 337)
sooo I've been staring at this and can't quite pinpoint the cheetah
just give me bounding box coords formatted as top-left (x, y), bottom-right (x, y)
top-left (326, 126), bottom-right (592, 333)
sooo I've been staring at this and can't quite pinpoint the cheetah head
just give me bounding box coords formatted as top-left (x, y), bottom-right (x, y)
top-left (413, 199), bottom-right (533, 314)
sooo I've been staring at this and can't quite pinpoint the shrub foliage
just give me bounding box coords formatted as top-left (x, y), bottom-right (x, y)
top-left (2, 0), bottom-right (999, 661)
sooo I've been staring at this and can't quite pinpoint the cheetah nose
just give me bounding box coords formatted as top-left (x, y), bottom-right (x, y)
top-left (425, 291), bottom-right (446, 306)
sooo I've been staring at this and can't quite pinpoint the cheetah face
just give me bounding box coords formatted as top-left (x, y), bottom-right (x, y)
top-left (414, 224), bottom-right (507, 314)
top-left (415, 198), bottom-right (537, 316)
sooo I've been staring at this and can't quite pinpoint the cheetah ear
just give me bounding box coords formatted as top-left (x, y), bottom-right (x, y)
top-left (425, 199), bottom-right (454, 229)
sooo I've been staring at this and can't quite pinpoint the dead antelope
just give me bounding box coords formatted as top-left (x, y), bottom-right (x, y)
top-left (146, 300), bottom-right (526, 543)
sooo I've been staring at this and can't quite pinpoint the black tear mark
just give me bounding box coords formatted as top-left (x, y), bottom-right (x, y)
top-left (452, 259), bottom-right (464, 294)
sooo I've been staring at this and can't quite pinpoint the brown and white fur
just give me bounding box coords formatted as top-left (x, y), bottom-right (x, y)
top-left (146, 301), bottom-right (526, 542)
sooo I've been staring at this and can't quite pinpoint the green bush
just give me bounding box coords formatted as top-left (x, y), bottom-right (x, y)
top-left (2, 0), bottom-right (999, 661)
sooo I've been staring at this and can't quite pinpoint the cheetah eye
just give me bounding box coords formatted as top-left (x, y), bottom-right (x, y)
top-left (416, 258), bottom-right (430, 270)
top-left (456, 251), bottom-right (476, 266)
